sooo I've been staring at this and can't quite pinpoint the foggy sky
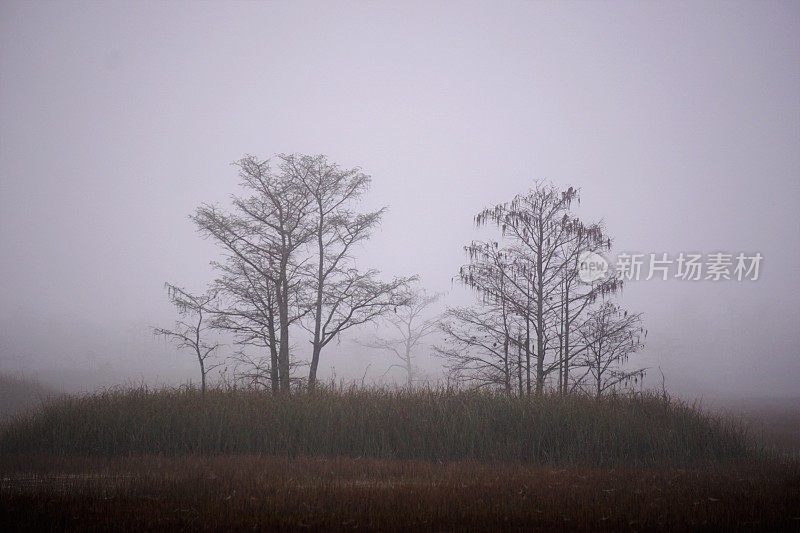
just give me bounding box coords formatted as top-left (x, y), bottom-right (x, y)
top-left (1, 1), bottom-right (798, 398)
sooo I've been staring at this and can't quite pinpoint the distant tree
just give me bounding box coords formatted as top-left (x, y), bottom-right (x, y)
top-left (435, 306), bottom-right (518, 391)
top-left (293, 154), bottom-right (414, 388)
top-left (155, 284), bottom-right (222, 394)
top-left (360, 288), bottom-right (441, 386)
top-left (575, 302), bottom-right (645, 398)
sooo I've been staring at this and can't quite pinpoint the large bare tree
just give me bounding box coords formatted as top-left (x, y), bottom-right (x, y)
top-left (192, 155), bottom-right (314, 392)
top-left (292, 154), bottom-right (414, 388)
top-left (475, 182), bottom-right (581, 394)
top-left (190, 153), bottom-right (413, 391)
top-left (443, 182), bottom-right (628, 396)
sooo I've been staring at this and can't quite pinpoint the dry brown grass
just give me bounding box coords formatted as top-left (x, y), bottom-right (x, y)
top-left (0, 386), bottom-right (795, 530)
top-left (1, 454), bottom-right (798, 531)
top-left (0, 386), bottom-right (755, 466)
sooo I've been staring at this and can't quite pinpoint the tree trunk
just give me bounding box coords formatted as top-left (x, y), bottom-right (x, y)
top-left (277, 264), bottom-right (291, 393)
top-left (596, 369), bottom-right (602, 399)
top-left (267, 309), bottom-right (279, 394)
top-left (198, 356), bottom-right (206, 395)
top-left (404, 334), bottom-right (413, 387)
top-left (308, 344), bottom-right (322, 389)
top-left (517, 335), bottom-right (523, 396)
top-left (308, 208), bottom-right (326, 390)
top-left (557, 300), bottom-right (564, 395)
top-left (503, 336), bottom-right (511, 395)
top-left (195, 315), bottom-right (206, 395)
top-left (525, 315), bottom-right (531, 397)
top-left (563, 307), bottom-right (570, 394)
top-left (535, 223), bottom-right (545, 395)
top-left (563, 293), bottom-right (571, 395)
top-left (278, 319), bottom-right (290, 392)
top-left (535, 291), bottom-right (545, 394)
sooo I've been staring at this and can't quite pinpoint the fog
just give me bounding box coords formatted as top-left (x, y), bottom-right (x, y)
top-left (1, 1), bottom-right (798, 399)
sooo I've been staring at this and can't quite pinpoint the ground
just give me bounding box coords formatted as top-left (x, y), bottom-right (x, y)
top-left (1, 455), bottom-right (798, 531)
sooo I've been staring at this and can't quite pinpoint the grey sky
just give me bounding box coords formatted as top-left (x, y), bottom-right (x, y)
top-left (1, 1), bottom-right (798, 397)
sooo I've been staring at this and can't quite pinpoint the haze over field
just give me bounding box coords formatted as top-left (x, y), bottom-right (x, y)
top-left (1, 1), bottom-right (798, 398)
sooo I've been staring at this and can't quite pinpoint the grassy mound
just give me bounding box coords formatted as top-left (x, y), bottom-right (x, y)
top-left (0, 386), bottom-right (755, 466)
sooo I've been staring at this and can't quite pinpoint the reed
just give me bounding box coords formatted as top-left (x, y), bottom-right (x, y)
top-left (0, 384), bottom-right (755, 466)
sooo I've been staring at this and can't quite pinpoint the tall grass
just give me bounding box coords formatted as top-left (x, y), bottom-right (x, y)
top-left (0, 385), bottom-right (755, 466)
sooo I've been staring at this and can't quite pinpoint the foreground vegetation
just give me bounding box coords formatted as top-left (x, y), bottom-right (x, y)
top-left (0, 386), bottom-right (755, 466)
top-left (1, 455), bottom-right (798, 531)
top-left (2, 386), bottom-right (797, 530)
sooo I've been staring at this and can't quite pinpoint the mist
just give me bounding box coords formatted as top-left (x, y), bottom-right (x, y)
top-left (1, 0), bottom-right (798, 400)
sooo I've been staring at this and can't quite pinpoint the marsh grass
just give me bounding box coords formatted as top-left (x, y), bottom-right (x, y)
top-left (0, 385), bottom-right (754, 466)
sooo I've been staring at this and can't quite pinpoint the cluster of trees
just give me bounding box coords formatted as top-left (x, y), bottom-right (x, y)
top-left (157, 155), bottom-right (645, 397)
top-left (157, 154), bottom-right (414, 393)
top-left (435, 182), bottom-right (645, 397)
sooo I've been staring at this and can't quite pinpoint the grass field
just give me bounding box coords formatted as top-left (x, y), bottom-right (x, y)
top-left (0, 386), bottom-right (755, 465)
top-left (0, 385), bottom-right (797, 531)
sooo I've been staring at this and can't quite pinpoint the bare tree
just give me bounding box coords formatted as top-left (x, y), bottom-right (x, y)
top-left (292, 154), bottom-right (414, 388)
top-left (228, 349), bottom-right (273, 390)
top-left (553, 216), bottom-right (620, 394)
top-left (451, 182), bottom-right (628, 396)
top-left (154, 284), bottom-right (222, 394)
top-left (458, 242), bottom-right (520, 393)
top-left (192, 155), bottom-right (314, 392)
top-left (211, 255), bottom-right (282, 393)
top-left (360, 288), bottom-right (441, 386)
top-left (435, 306), bottom-right (518, 392)
top-left (308, 268), bottom-right (413, 388)
top-left (475, 182), bottom-right (582, 394)
top-left (189, 153), bottom-right (413, 391)
top-left (575, 302), bottom-right (645, 398)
